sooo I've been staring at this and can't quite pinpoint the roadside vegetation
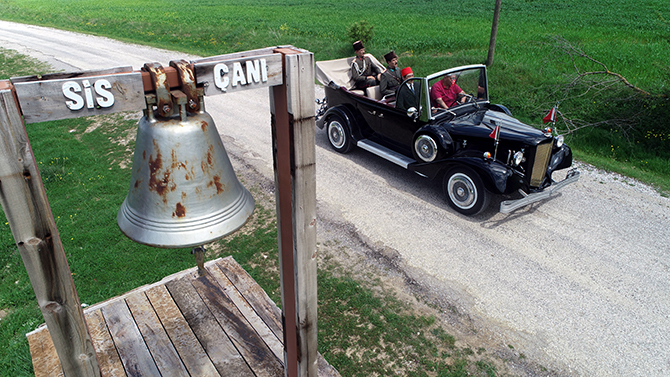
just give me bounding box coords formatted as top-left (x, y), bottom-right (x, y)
top-left (0, 0), bottom-right (668, 193)
top-left (0, 0), bottom-right (668, 375)
top-left (0, 50), bottom-right (513, 376)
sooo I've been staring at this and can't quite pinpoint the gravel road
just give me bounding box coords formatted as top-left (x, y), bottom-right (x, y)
top-left (2, 20), bottom-right (669, 376)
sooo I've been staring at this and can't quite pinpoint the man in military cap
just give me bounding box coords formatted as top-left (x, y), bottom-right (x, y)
top-left (379, 50), bottom-right (402, 97)
top-left (350, 40), bottom-right (382, 90)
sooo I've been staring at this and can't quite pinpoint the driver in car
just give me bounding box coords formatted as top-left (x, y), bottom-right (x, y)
top-left (430, 75), bottom-right (467, 109)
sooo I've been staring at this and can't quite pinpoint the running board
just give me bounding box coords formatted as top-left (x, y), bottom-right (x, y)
top-left (357, 139), bottom-right (415, 169)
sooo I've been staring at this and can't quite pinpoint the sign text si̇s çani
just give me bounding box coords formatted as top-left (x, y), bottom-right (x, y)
top-left (62, 79), bottom-right (115, 110)
top-left (213, 59), bottom-right (268, 92)
top-left (11, 71), bottom-right (145, 124)
top-left (194, 54), bottom-right (282, 96)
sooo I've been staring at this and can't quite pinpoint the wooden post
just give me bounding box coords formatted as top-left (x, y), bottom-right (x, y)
top-left (270, 49), bottom-right (318, 376)
top-left (486, 0), bottom-right (503, 67)
top-left (0, 82), bottom-right (101, 377)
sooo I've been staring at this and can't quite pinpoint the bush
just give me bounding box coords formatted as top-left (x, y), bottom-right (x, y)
top-left (347, 20), bottom-right (374, 44)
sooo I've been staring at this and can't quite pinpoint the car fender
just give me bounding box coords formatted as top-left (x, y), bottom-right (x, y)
top-left (317, 105), bottom-right (356, 130)
top-left (442, 157), bottom-right (512, 194)
top-left (489, 103), bottom-right (513, 116)
top-left (415, 124), bottom-right (455, 157)
top-left (549, 144), bottom-right (573, 172)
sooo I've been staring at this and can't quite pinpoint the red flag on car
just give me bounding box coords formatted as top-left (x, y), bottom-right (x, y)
top-left (489, 124), bottom-right (500, 140)
top-left (543, 105), bottom-right (557, 123)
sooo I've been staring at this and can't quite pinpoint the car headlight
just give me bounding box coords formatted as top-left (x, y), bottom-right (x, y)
top-left (555, 135), bottom-right (564, 148)
top-left (512, 151), bottom-right (524, 166)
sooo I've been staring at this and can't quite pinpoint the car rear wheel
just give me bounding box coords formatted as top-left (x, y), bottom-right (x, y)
top-left (326, 114), bottom-right (353, 153)
top-left (443, 167), bottom-right (490, 216)
top-left (414, 134), bottom-right (440, 162)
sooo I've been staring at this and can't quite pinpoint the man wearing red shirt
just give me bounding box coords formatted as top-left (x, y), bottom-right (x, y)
top-left (430, 75), bottom-right (467, 109)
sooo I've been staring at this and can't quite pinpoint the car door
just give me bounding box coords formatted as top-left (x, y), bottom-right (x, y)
top-left (371, 78), bottom-right (425, 149)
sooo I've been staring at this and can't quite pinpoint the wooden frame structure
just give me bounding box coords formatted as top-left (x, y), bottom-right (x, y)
top-left (0, 46), bottom-right (319, 376)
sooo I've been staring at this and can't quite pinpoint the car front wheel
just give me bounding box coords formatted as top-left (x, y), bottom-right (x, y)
top-left (326, 114), bottom-right (353, 153)
top-left (443, 167), bottom-right (490, 216)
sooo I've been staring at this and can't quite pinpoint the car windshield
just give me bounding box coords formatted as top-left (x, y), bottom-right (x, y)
top-left (428, 67), bottom-right (488, 111)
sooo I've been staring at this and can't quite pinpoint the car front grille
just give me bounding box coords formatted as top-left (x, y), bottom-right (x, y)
top-left (530, 142), bottom-right (552, 187)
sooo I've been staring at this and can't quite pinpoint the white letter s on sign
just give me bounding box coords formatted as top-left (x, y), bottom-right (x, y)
top-left (63, 81), bottom-right (84, 110)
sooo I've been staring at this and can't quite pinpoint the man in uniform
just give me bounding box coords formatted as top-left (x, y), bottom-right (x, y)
top-left (379, 50), bottom-right (402, 97)
top-left (350, 40), bottom-right (382, 90)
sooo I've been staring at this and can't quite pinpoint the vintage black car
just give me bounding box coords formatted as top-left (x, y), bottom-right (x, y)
top-left (315, 56), bottom-right (579, 215)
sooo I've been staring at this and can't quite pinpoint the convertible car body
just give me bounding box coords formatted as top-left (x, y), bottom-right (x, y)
top-left (315, 56), bottom-right (579, 215)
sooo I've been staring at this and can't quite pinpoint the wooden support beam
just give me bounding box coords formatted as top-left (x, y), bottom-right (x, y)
top-left (271, 48), bottom-right (318, 377)
top-left (0, 84), bottom-right (101, 377)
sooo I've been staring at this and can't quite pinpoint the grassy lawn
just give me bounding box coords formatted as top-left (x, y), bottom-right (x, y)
top-left (0, 48), bottom-right (511, 376)
top-left (0, 0), bottom-right (668, 193)
top-left (0, 0), bottom-right (668, 374)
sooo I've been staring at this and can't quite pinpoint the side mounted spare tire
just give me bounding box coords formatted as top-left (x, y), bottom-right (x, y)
top-left (326, 114), bottom-right (353, 153)
top-left (414, 134), bottom-right (441, 162)
top-left (443, 166), bottom-right (491, 216)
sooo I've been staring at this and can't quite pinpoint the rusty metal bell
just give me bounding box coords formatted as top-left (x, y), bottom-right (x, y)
top-left (117, 61), bottom-right (254, 248)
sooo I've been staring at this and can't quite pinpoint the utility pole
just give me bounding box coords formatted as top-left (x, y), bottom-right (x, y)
top-left (486, 0), bottom-right (502, 66)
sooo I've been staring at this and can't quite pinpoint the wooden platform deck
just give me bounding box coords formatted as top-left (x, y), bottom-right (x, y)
top-left (27, 256), bottom-right (339, 377)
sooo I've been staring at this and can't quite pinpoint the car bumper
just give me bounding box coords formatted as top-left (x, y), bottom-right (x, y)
top-left (499, 169), bottom-right (580, 214)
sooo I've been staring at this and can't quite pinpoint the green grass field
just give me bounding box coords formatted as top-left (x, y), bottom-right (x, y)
top-left (1, 0), bottom-right (668, 192)
top-left (0, 50), bottom-right (508, 376)
top-left (1, 0), bottom-right (669, 375)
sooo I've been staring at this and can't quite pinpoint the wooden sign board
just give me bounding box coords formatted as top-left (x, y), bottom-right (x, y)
top-left (194, 54), bottom-right (283, 97)
top-left (12, 68), bottom-right (145, 124)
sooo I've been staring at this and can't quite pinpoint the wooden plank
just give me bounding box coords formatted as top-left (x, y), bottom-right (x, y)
top-left (83, 264), bottom-right (202, 314)
top-left (194, 54), bottom-right (283, 97)
top-left (12, 71), bottom-right (145, 124)
top-left (125, 291), bottom-right (189, 377)
top-left (189, 272), bottom-right (284, 377)
top-left (1, 88), bottom-right (100, 377)
top-left (165, 275), bottom-right (256, 377)
top-left (285, 50), bottom-right (319, 377)
top-left (206, 261), bottom-right (284, 361)
top-left (216, 257), bottom-right (283, 339)
top-left (102, 299), bottom-right (161, 377)
top-left (317, 356), bottom-right (341, 377)
top-left (145, 284), bottom-right (221, 377)
top-left (86, 309), bottom-right (126, 377)
top-left (10, 66), bottom-right (134, 83)
top-left (27, 327), bottom-right (64, 377)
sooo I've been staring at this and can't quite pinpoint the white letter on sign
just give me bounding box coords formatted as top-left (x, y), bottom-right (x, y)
top-left (94, 79), bottom-right (115, 108)
top-left (82, 80), bottom-right (95, 109)
top-left (232, 62), bottom-right (246, 87)
top-left (246, 60), bottom-right (261, 84)
top-left (214, 63), bottom-right (229, 92)
top-left (63, 81), bottom-right (85, 111)
top-left (261, 58), bottom-right (268, 82)
top-left (244, 59), bottom-right (267, 83)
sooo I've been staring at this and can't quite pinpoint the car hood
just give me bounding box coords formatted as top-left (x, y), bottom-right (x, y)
top-left (445, 109), bottom-right (550, 145)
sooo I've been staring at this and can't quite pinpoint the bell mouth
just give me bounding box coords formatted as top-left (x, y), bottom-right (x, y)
top-left (117, 185), bottom-right (254, 248)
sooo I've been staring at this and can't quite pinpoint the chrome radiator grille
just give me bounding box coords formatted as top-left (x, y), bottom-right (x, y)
top-left (530, 142), bottom-right (552, 187)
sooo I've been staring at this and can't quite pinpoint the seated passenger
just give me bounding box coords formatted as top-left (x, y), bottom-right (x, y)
top-left (396, 67), bottom-right (420, 112)
top-left (379, 50), bottom-right (402, 97)
top-left (430, 75), bottom-right (467, 109)
top-left (350, 40), bottom-right (382, 90)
